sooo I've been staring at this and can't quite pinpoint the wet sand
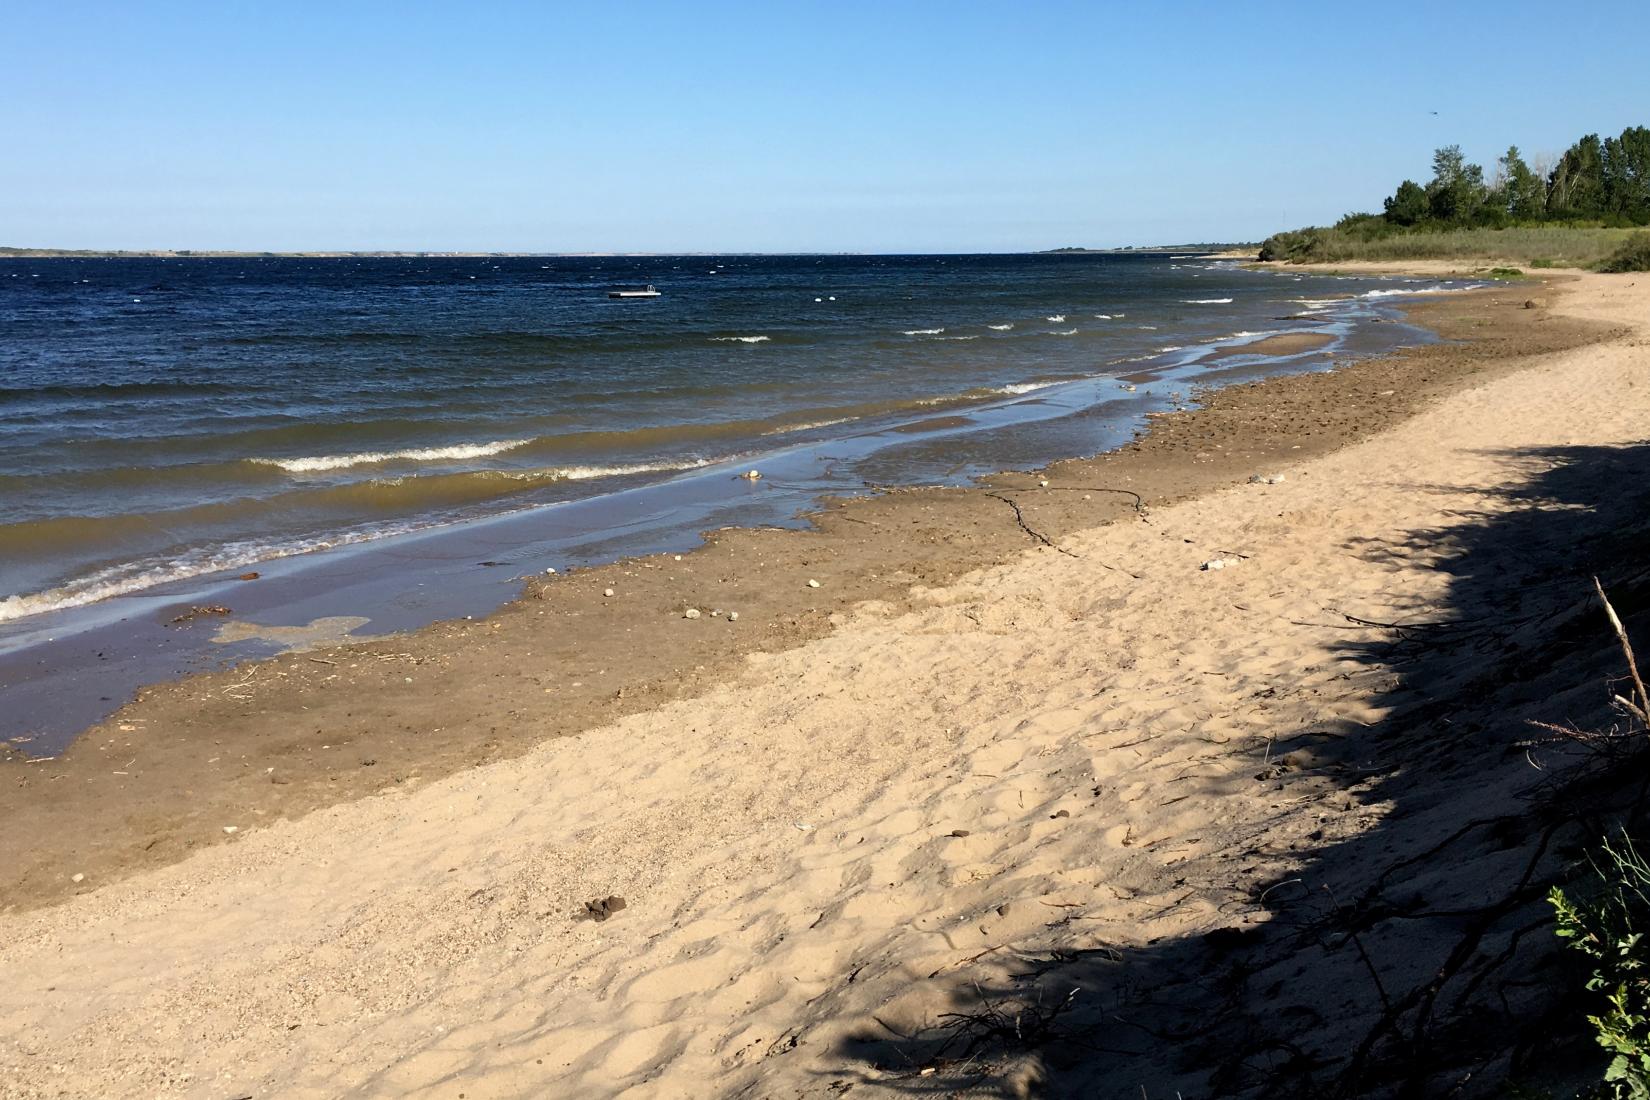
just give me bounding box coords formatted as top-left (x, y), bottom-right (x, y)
top-left (0, 278), bottom-right (1612, 915)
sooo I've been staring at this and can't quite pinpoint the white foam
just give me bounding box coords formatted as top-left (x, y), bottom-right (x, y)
top-left (993, 381), bottom-right (1061, 395)
top-left (540, 459), bottom-right (712, 481)
top-left (1093, 314), bottom-right (1113, 320)
top-left (760, 416), bottom-right (857, 437)
top-left (1045, 314), bottom-right (1066, 322)
top-left (0, 527), bottom-right (421, 625)
top-left (0, 458), bottom-right (718, 623)
top-left (1182, 298), bottom-right (1234, 305)
top-left (255, 439), bottom-right (532, 473)
top-left (711, 335), bottom-right (771, 343)
top-left (1045, 328), bottom-right (1078, 336)
top-left (902, 328), bottom-right (945, 335)
top-left (987, 323), bottom-right (1014, 331)
top-left (1360, 284), bottom-right (1482, 299)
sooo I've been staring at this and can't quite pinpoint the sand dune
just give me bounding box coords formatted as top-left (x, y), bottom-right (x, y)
top-left (2, 273), bottom-right (1647, 1098)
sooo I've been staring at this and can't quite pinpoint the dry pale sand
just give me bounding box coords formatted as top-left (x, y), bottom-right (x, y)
top-left (2, 273), bottom-right (1648, 1098)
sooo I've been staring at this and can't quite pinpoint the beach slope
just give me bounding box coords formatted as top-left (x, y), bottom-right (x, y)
top-left (2, 273), bottom-right (1648, 1097)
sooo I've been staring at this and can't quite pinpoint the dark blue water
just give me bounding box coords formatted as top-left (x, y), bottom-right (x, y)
top-left (0, 253), bottom-right (1471, 625)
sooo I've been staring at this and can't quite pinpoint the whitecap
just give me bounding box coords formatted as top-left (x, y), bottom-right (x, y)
top-left (902, 327), bottom-right (945, 335)
top-left (1182, 298), bottom-right (1234, 305)
top-left (987, 323), bottom-right (1014, 331)
top-left (992, 381), bottom-right (1061, 395)
top-left (711, 335), bottom-right (771, 343)
top-left (1045, 314), bottom-right (1066, 322)
top-left (254, 439), bottom-right (533, 473)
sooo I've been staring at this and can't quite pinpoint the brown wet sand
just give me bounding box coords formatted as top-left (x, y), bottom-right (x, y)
top-left (0, 277), bottom-right (1618, 915)
top-left (1199, 329), bottom-right (1335, 361)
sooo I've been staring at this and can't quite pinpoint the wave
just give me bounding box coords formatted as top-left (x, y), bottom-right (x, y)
top-left (710, 335), bottom-right (771, 343)
top-left (1044, 328), bottom-right (1078, 336)
top-left (253, 439), bottom-right (533, 473)
top-left (936, 334), bottom-right (979, 341)
top-left (1360, 285), bottom-right (1482, 299)
top-left (902, 328), bottom-right (945, 336)
top-left (1093, 314), bottom-right (1113, 320)
top-left (0, 458), bottom-right (720, 623)
top-left (992, 381), bottom-right (1062, 395)
top-left (0, 527), bottom-right (423, 625)
top-left (1045, 314), bottom-right (1066, 322)
top-left (760, 416), bottom-right (858, 436)
top-left (986, 323), bottom-right (1013, 331)
top-left (1182, 298), bottom-right (1234, 305)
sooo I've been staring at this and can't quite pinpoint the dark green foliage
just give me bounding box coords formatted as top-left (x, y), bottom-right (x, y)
top-left (1263, 123), bottom-right (1650, 266)
top-left (1258, 228), bottom-right (1323, 262)
top-left (1502, 146), bottom-right (1548, 222)
top-left (1551, 834), bottom-right (1650, 1097)
top-left (1550, 135), bottom-right (1609, 220)
top-left (1384, 180), bottom-right (1430, 226)
top-left (1598, 233), bottom-right (1650, 273)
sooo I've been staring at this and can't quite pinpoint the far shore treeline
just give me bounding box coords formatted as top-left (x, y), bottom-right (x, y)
top-left (1263, 124), bottom-right (1650, 269)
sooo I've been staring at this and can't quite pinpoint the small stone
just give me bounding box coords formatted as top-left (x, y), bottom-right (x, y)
top-left (544, 567), bottom-right (557, 574)
top-left (583, 895), bottom-right (628, 922)
top-left (222, 826), bottom-right (238, 835)
top-left (1038, 479), bottom-right (1049, 487)
top-left (948, 829), bottom-right (971, 838)
top-left (238, 572), bottom-right (260, 581)
top-left (806, 579), bottom-right (820, 588)
top-left (673, 555), bottom-right (682, 561)
top-left (683, 608), bottom-right (701, 619)
top-left (71, 873), bottom-right (85, 884)
top-left (738, 469), bottom-right (762, 481)
top-left (1051, 809), bottom-right (1070, 819)
top-left (603, 588), bottom-right (615, 597)
top-left (727, 611), bottom-right (739, 622)
top-left (1201, 558), bottom-right (1231, 571)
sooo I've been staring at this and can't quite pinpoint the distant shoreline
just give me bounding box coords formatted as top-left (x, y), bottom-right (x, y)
top-left (0, 245), bottom-right (1251, 260)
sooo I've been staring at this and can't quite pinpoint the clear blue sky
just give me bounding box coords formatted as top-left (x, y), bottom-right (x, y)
top-left (5, 1), bottom-right (1647, 252)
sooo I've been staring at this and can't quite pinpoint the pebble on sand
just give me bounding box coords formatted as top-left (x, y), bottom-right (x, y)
top-left (71, 873), bottom-right (85, 884)
top-left (727, 611), bottom-right (739, 622)
top-left (806, 579), bottom-right (820, 588)
top-left (222, 826), bottom-right (239, 835)
top-left (603, 588), bottom-right (615, 597)
top-left (683, 608), bottom-right (701, 619)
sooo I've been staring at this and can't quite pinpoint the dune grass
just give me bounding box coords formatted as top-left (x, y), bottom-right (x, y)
top-left (1263, 226), bottom-right (1640, 268)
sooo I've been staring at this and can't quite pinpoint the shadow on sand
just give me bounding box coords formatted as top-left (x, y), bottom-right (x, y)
top-left (825, 440), bottom-right (1650, 1098)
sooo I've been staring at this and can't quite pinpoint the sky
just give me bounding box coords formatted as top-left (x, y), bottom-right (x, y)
top-left (4, 1), bottom-right (1648, 253)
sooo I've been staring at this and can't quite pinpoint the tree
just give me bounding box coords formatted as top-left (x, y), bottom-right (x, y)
top-left (1499, 146), bottom-right (1547, 221)
top-left (1426, 145), bottom-right (1487, 225)
top-left (1547, 134), bottom-right (1606, 219)
top-left (1603, 126), bottom-right (1650, 223)
top-left (1383, 179), bottom-right (1429, 226)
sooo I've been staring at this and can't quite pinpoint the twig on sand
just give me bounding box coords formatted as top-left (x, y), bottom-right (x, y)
top-left (1596, 575), bottom-right (1650, 720)
top-left (984, 492), bottom-right (1078, 558)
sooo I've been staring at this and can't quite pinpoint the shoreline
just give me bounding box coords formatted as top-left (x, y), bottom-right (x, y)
top-left (0, 273), bottom-right (1617, 915)
top-left (3, 269), bottom-right (1646, 1097)
top-left (0, 268), bottom-right (1450, 754)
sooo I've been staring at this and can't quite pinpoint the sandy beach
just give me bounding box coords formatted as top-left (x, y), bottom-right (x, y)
top-left (4, 269), bottom-right (1649, 1096)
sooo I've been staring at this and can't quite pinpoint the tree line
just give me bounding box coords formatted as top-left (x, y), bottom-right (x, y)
top-left (1366, 125), bottom-right (1650, 232)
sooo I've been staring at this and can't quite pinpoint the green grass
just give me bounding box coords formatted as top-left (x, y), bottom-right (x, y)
top-left (1262, 226), bottom-right (1641, 268)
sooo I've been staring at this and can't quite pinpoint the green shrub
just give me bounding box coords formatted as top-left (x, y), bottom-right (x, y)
top-left (1598, 233), bottom-right (1650, 273)
top-left (1533, 258), bottom-right (1559, 268)
top-left (1487, 267), bottom-right (1526, 278)
top-left (1551, 833), bottom-right (1650, 1097)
